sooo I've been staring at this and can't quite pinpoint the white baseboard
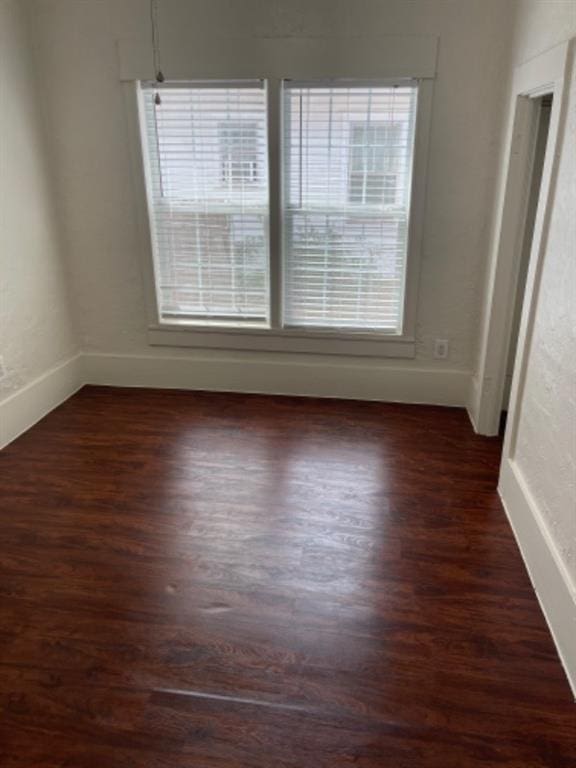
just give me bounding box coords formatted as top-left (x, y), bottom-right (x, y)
top-left (0, 350), bottom-right (474, 449)
top-left (83, 352), bottom-right (471, 406)
top-left (0, 354), bottom-right (83, 450)
top-left (467, 373), bottom-right (502, 437)
top-left (499, 458), bottom-right (576, 699)
top-left (467, 374), bottom-right (481, 432)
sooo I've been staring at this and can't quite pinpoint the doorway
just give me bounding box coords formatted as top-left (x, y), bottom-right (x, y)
top-left (500, 94), bottom-right (553, 432)
top-left (471, 39), bottom-right (570, 439)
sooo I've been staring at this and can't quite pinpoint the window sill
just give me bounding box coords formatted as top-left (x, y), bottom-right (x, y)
top-left (148, 324), bottom-right (416, 359)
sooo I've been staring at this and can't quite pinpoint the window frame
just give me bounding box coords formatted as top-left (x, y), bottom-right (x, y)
top-left (281, 81), bottom-right (418, 334)
top-left (129, 76), bottom-right (433, 359)
top-left (138, 80), bottom-right (271, 326)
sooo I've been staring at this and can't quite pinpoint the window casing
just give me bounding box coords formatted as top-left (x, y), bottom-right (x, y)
top-left (136, 76), bottom-right (429, 357)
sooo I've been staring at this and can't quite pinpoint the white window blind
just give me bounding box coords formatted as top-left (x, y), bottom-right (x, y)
top-left (282, 81), bottom-right (418, 332)
top-left (140, 81), bottom-right (270, 324)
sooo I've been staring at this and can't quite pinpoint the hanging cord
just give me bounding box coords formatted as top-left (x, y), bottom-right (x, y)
top-left (150, 0), bottom-right (165, 105)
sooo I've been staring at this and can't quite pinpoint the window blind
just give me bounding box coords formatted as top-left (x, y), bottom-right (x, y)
top-left (141, 81), bottom-right (270, 324)
top-left (282, 81), bottom-right (418, 332)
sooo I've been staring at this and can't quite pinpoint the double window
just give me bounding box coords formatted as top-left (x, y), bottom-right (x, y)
top-left (140, 79), bottom-right (418, 338)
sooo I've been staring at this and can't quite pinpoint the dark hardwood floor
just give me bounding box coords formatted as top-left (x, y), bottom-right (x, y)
top-left (0, 386), bottom-right (574, 767)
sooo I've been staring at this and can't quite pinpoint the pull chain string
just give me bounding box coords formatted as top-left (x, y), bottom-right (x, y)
top-left (150, 0), bottom-right (164, 105)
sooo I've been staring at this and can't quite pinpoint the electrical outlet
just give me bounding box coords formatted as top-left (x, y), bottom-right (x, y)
top-left (434, 339), bottom-right (449, 360)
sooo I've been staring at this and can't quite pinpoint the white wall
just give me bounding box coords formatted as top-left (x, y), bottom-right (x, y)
top-left (25, 0), bottom-right (515, 399)
top-left (0, 0), bottom-right (77, 404)
top-left (510, 1), bottom-right (576, 586)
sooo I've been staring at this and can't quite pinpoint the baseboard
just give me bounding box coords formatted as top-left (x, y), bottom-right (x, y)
top-left (83, 352), bottom-right (471, 407)
top-left (467, 372), bottom-right (502, 437)
top-left (499, 458), bottom-right (576, 699)
top-left (467, 374), bottom-right (482, 432)
top-left (0, 354), bottom-right (83, 450)
top-left (0, 350), bottom-right (474, 447)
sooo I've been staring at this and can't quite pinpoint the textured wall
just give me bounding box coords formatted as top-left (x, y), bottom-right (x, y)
top-left (511, 0), bottom-right (576, 587)
top-left (26, 0), bottom-right (514, 373)
top-left (0, 0), bottom-right (77, 402)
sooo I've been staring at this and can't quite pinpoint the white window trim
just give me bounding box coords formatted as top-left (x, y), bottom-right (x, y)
top-left (122, 45), bottom-right (435, 359)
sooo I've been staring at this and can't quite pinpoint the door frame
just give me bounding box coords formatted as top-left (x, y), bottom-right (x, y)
top-left (471, 40), bottom-right (572, 438)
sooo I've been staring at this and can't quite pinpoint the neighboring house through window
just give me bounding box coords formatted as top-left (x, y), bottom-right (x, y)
top-left (348, 123), bottom-right (403, 206)
top-left (219, 121), bottom-right (259, 187)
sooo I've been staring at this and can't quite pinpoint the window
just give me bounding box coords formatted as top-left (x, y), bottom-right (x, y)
top-left (139, 78), bottom-right (420, 342)
top-left (140, 81), bottom-right (269, 324)
top-left (282, 83), bottom-right (417, 332)
top-left (348, 123), bottom-right (403, 206)
top-left (219, 121), bottom-right (260, 187)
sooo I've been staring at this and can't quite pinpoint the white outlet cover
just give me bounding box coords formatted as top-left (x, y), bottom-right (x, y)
top-left (434, 339), bottom-right (449, 359)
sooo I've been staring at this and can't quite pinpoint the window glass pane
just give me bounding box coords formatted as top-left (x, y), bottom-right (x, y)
top-left (141, 82), bottom-right (270, 324)
top-left (282, 82), bottom-right (417, 332)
